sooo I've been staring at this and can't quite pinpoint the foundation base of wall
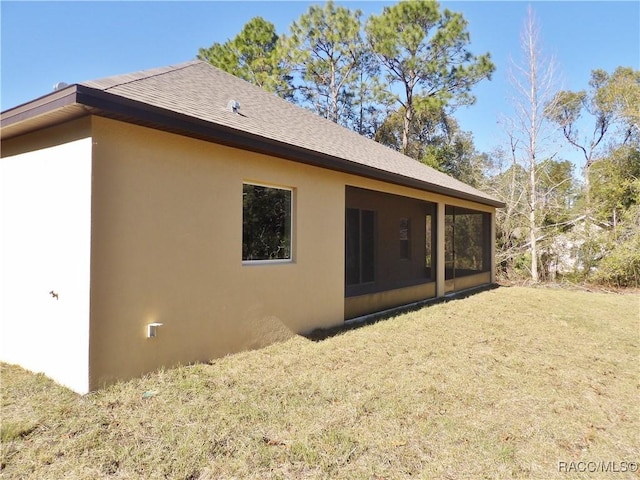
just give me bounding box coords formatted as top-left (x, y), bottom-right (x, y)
top-left (345, 281), bottom-right (436, 320)
top-left (445, 271), bottom-right (492, 293)
top-left (344, 271), bottom-right (493, 321)
top-left (344, 282), bottom-right (498, 328)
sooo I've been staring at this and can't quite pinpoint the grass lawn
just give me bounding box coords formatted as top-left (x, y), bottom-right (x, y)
top-left (1, 286), bottom-right (638, 479)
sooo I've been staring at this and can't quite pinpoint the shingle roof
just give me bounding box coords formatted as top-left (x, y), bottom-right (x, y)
top-left (5, 60), bottom-right (503, 207)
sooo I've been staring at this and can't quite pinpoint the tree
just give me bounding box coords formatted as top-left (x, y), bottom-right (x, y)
top-left (487, 8), bottom-right (572, 282)
top-left (197, 17), bottom-right (291, 96)
top-left (590, 144), bottom-right (640, 226)
top-left (423, 127), bottom-right (489, 188)
top-left (366, 0), bottom-right (494, 155)
top-left (534, 158), bottom-right (578, 280)
top-left (341, 51), bottom-right (390, 137)
top-left (486, 150), bottom-right (530, 280)
top-left (374, 102), bottom-right (450, 159)
top-left (590, 204), bottom-right (640, 288)
top-left (373, 101), bottom-right (486, 185)
top-left (537, 159), bottom-right (576, 228)
top-left (545, 68), bottom-right (639, 206)
top-left (545, 71), bottom-right (616, 210)
top-left (545, 68), bottom-right (639, 283)
top-left (282, 1), bottom-right (374, 125)
top-left (594, 67), bottom-right (640, 143)
top-left (499, 6), bottom-right (560, 282)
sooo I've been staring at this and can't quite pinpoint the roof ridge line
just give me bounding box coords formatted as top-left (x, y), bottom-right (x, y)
top-left (100, 60), bottom-right (202, 92)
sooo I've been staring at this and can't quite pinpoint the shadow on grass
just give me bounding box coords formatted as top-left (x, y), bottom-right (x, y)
top-left (305, 283), bottom-right (502, 342)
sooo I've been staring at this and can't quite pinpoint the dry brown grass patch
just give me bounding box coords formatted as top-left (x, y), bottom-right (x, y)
top-left (1, 286), bottom-right (638, 479)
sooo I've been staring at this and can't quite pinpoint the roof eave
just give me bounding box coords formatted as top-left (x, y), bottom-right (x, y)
top-left (1, 85), bottom-right (505, 208)
top-left (75, 87), bottom-right (505, 207)
top-left (1, 85), bottom-right (79, 128)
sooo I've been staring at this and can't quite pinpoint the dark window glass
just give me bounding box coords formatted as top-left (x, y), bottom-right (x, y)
top-left (399, 217), bottom-right (410, 260)
top-left (445, 213), bottom-right (455, 280)
top-left (425, 214), bottom-right (433, 276)
top-left (345, 208), bottom-right (361, 285)
top-left (444, 206), bottom-right (490, 278)
top-left (242, 184), bottom-right (292, 261)
top-left (345, 208), bottom-right (375, 285)
top-left (361, 210), bottom-right (375, 282)
top-left (454, 212), bottom-right (484, 272)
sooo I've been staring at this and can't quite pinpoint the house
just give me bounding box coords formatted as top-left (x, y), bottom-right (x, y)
top-left (544, 215), bottom-right (612, 280)
top-left (1, 61), bottom-right (504, 393)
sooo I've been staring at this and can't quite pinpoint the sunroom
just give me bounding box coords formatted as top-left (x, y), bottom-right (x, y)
top-left (345, 186), bottom-right (493, 319)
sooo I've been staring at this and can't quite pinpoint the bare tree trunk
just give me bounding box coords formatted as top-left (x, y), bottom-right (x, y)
top-left (401, 81), bottom-right (414, 155)
top-left (505, 6), bottom-right (558, 283)
top-left (527, 11), bottom-right (539, 282)
top-left (401, 108), bottom-right (412, 154)
top-left (530, 167), bottom-right (538, 282)
top-left (330, 63), bottom-right (338, 123)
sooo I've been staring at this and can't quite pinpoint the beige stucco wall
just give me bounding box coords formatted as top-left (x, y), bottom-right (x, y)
top-left (1, 120), bottom-right (93, 393)
top-left (1, 113), bottom-right (497, 392)
top-left (88, 117), bottom-right (346, 389)
top-left (88, 117), bottom-right (496, 388)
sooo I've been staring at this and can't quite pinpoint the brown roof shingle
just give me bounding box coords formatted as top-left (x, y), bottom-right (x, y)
top-left (5, 60), bottom-right (503, 207)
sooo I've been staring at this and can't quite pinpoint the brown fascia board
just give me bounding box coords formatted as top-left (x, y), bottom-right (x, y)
top-left (3, 85), bottom-right (505, 208)
top-left (1, 85), bottom-right (80, 128)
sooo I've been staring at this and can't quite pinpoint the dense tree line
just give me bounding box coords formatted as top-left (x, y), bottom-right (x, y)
top-left (198, 0), bottom-right (495, 165)
top-left (199, 1), bottom-right (639, 288)
top-left (486, 14), bottom-right (640, 288)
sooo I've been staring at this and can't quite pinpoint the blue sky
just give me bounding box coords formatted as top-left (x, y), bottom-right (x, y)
top-left (2, 1), bottom-right (639, 168)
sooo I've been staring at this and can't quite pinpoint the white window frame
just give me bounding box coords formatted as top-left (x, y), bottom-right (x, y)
top-left (242, 182), bottom-right (294, 265)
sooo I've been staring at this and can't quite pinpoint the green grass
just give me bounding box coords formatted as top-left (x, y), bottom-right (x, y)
top-left (1, 286), bottom-right (639, 479)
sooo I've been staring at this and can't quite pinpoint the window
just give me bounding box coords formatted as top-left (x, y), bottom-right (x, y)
top-left (399, 217), bottom-right (410, 260)
top-left (242, 183), bottom-right (292, 262)
top-left (425, 213), bottom-right (433, 277)
top-left (445, 206), bottom-right (491, 279)
top-left (346, 208), bottom-right (375, 285)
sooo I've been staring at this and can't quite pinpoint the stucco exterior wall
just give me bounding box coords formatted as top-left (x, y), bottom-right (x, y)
top-left (88, 117), bottom-right (346, 389)
top-left (0, 120), bottom-right (93, 393)
top-left (86, 118), bottom-right (496, 389)
top-left (1, 113), bottom-right (497, 392)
